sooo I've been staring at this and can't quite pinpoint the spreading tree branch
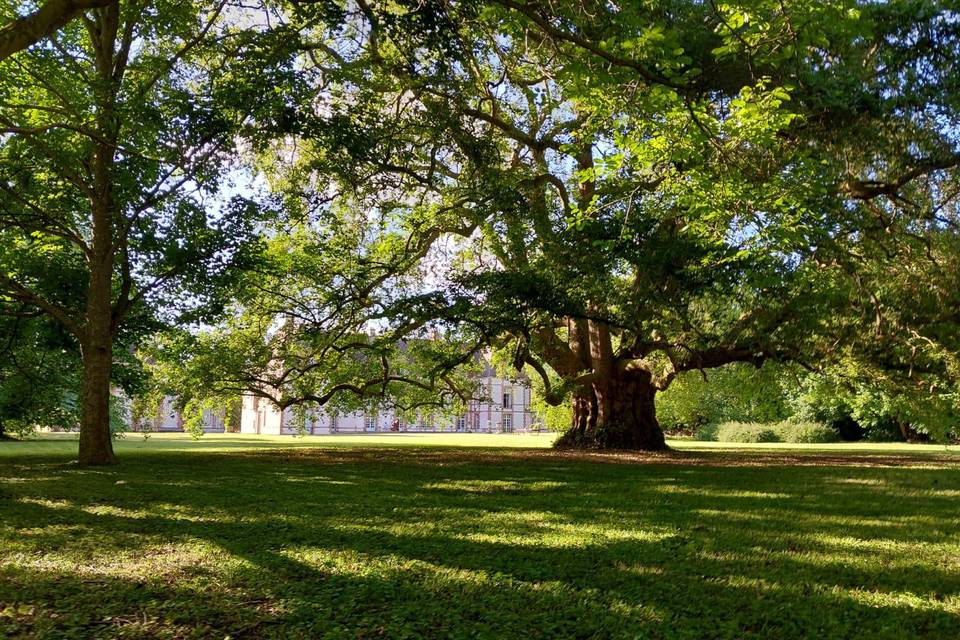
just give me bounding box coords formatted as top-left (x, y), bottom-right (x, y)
top-left (0, 0), bottom-right (115, 61)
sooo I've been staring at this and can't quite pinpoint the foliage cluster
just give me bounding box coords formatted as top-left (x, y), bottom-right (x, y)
top-left (3, 1), bottom-right (960, 460)
top-left (0, 317), bottom-right (78, 439)
top-left (655, 364), bottom-right (793, 432)
top-left (648, 361), bottom-right (960, 443)
top-left (789, 370), bottom-right (960, 443)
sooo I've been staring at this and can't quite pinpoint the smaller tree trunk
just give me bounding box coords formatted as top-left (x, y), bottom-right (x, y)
top-left (227, 398), bottom-right (242, 433)
top-left (77, 233), bottom-right (117, 466)
top-left (78, 337), bottom-right (116, 465)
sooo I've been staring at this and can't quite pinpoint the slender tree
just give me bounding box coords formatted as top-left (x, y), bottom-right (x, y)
top-left (0, 1), bottom-right (263, 463)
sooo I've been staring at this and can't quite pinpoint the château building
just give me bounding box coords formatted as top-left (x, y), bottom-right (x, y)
top-left (239, 369), bottom-right (534, 434)
top-left (137, 364), bottom-right (536, 435)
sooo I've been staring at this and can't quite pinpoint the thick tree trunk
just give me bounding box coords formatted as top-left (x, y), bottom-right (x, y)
top-left (77, 219), bottom-right (117, 465)
top-left (556, 371), bottom-right (667, 451)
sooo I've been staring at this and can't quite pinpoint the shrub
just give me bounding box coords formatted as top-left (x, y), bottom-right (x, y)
top-left (694, 423), bottom-right (719, 441)
top-left (702, 420), bottom-right (839, 443)
top-left (781, 420), bottom-right (839, 443)
top-left (657, 363), bottom-right (793, 431)
top-left (715, 422), bottom-right (781, 443)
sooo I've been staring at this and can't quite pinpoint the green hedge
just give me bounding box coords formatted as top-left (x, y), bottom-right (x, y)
top-left (697, 420), bottom-right (839, 444)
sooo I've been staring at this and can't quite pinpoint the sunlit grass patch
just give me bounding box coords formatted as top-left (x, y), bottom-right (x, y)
top-left (1, 438), bottom-right (958, 638)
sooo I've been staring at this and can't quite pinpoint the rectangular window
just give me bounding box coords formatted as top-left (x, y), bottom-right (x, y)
top-left (457, 415), bottom-right (466, 431)
top-left (502, 413), bottom-right (513, 432)
top-left (364, 415), bottom-right (377, 432)
top-left (503, 392), bottom-right (512, 409)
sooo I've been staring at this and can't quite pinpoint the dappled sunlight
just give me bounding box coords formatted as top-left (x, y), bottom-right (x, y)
top-left (269, 545), bottom-right (670, 630)
top-left (2, 444), bottom-right (959, 637)
top-left (804, 532), bottom-right (960, 561)
top-left (615, 561), bottom-right (666, 577)
top-left (0, 475), bottom-right (64, 484)
top-left (694, 544), bottom-right (960, 591)
top-left (445, 519), bottom-right (670, 549)
top-left (931, 488), bottom-right (960, 497)
top-left (672, 440), bottom-right (960, 455)
top-left (422, 479), bottom-right (570, 494)
top-left (658, 485), bottom-right (794, 500)
top-left (13, 496), bottom-right (72, 511)
top-left (693, 507), bottom-right (957, 533)
top-left (843, 589), bottom-right (960, 615)
top-left (826, 477), bottom-right (887, 486)
top-left (280, 477), bottom-right (357, 485)
top-left (8, 536), bottom-right (230, 582)
top-left (693, 508), bottom-right (775, 522)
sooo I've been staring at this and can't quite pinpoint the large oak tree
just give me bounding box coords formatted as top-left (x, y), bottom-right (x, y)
top-left (230, 0), bottom-right (958, 450)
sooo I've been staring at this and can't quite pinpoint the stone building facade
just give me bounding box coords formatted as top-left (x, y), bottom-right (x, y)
top-left (240, 373), bottom-right (535, 435)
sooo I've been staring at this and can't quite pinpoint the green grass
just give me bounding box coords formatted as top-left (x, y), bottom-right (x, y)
top-left (2, 435), bottom-right (959, 639)
top-left (5, 431), bottom-right (959, 457)
top-left (0, 431), bottom-right (561, 457)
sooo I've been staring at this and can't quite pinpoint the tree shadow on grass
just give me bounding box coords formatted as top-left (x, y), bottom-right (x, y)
top-left (1, 449), bottom-right (959, 639)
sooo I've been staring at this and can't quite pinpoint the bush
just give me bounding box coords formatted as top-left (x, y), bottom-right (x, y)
top-left (715, 422), bottom-right (781, 443)
top-left (693, 422), bottom-right (719, 441)
top-left (700, 420), bottom-right (839, 443)
top-left (787, 372), bottom-right (959, 443)
top-left (782, 420), bottom-right (840, 443)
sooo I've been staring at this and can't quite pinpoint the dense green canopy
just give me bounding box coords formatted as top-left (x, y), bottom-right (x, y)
top-left (174, 0), bottom-right (959, 448)
top-left (2, 1), bottom-right (959, 459)
top-left (0, 0), bottom-right (265, 461)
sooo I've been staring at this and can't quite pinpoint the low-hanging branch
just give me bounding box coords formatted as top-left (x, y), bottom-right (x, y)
top-left (0, 0), bottom-right (115, 61)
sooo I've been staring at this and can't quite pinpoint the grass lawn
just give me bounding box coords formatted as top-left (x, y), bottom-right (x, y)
top-left (1, 434), bottom-right (959, 639)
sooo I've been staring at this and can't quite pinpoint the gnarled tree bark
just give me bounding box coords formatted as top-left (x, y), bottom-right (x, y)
top-left (556, 369), bottom-right (666, 451)
top-left (536, 313), bottom-right (669, 452)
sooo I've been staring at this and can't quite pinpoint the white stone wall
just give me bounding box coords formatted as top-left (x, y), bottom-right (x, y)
top-left (240, 395), bottom-right (284, 434)
top-left (155, 397), bottom-right (182, 432)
